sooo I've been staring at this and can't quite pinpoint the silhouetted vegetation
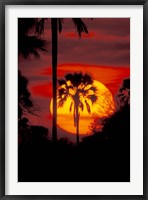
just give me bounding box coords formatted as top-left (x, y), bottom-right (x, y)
top-left (58, 72), bottom-right (98, 144)
top-left (116, 78), bottom-right (130, 109)
top-left (35, 18), bottom-right (89, 142)
top-left (18, 18), bottom-right (129, 182)
top-left (18, 18), bottom-right (47, 145)
top-left (18, 18), bottom-right (89, 143)
top-left (18, 78), bottom-right (130, 182)
top-left (18, 18), bottom-right (47, 59)
top-left (18, 70), bottom-right (35, 119)
top-left (18, 71), bottom-right (39, 144)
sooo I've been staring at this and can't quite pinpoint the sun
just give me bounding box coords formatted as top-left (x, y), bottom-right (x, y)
top-left (50, 80), bottom-right (115, 135)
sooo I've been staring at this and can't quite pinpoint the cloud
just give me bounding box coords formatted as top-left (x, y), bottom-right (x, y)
top-left (30, 82), bottom-right (52, 98)
top-left (19, 18), bottom-right (130, 140)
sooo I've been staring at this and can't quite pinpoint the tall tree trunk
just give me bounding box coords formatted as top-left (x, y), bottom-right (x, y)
top-left (51, 18), bottom-right (58, 143)
top-left (75, 104), bottom-right (79, 145)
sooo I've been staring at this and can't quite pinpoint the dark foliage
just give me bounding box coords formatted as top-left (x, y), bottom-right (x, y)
top-left (18, 18), bottom-right (47, 59)
top-left (116, 78), bottom-right (130, 108)
top-left (18, 70), bottom-right (36, 119)
top-left (18, 71), bottom-right (40, 145)
top-left (18, 18), bottom-right (129, 182)
top-left (18, 77), bottom-right (130, 182)
top-left (58, 72), bottom-right (98, 144)
top-left (36, 18), bottom-right (89, 36)
top-left (18, 103), bottom-right (130, 182)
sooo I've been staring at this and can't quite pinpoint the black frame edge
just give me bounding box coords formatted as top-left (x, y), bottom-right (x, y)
top-left (1, 0), bottom-right (147, 199)
top-left (0, 0), bottom-right (147, 5)
top-left (143, 1), bottom-right (148, 200)
top-left (0, 0), bottom-right (5, 199)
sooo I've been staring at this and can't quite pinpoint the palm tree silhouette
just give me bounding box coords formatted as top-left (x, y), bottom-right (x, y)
top-left (18, 18), bottom-right (47, 119)
top-left (57, 72), bottom-right (98, 144)
top-left (18, 18), bottom-right (47, 59)
top-left (36, 18), bottom-right (88, 143)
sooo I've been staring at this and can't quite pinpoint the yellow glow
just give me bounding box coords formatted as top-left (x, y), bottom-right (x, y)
top-left (50, 80), bottom-right (115, 135)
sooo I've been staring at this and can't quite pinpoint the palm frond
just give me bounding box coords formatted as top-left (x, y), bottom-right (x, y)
top-left (36, 18), bottom-right (46, 35)
top-left (57, 72), bottom-right (97, 130)
top-left (73, 106), bottom-right (76, 127)
top-left (18, 36), bottom-right (47, 59)
top-left (58, 88), bottom-right (66, 98)
top-left (80, 85), bottom-right (97, 97)
top-left (65, 73), bottom-right (83, 87)
top-left (82, 73), bottom-right (93, 85)
top-left (87, 94), bottom-right (98, 104)
top-left (79, 101), bottom-right (84, 112)
top-left (65, 73), bottom-right (74, 81)
top-left (58, 96), bottom-right (67, 107)
top-left (89, 86), bottom-right (97, 93)
top-left (72, 18), bottom-right (88, 37)
top-left (72, 73), bottom-right (83, 87)
top-left (18, 18), bottom-right (37, 35)
top-left (69, 102), bottom-right (73, 113)
top-left (58, 79), bottom-right (67, 86)
top-left (58, 18), bottom-right (64, 33)
top-left (85, 100), bottom-right (91, 114)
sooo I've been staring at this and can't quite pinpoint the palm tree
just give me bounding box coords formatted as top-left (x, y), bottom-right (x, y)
top-left (18, 18), bottom-right (48, 115)
top-left (18, 18), bottom-right (47, 59)
top-left (18, 18), bottom-right (47, 123)
top-left (36, 18), bottom-right (89, 143)
top-left (18, 18), bottom-right (47, 116)
top-left (57, 72), bottom-right (98, 144)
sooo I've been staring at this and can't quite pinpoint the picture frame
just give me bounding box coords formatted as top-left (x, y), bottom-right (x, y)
top-left (0, 0), bottom-right (147, 198)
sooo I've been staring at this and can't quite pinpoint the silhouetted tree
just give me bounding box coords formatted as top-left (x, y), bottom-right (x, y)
top-left (36, 18), bottom-right (89, 143)
top-left (18, 70), bottom-right (35, 119)
top-left (58, 72), bottom-right (98, 144)
top-left (18, 117), bottom-right (31, 144)
top-left (18, 18), bottom-right (47, 120)
top-left (116, 78), bottom-right (130, 109)
top-left (89, 78), bottom-right (130, 134)
top-left (18, 18), bottom-right (47, 59)
top-left (88, 91), bottom-right (115, 134)
top-left (79, 79), bottom-right (130, 181)
top-left (18, 71), bottom-right (39, 144)
top-left (18, 19), bottom-right (48, 144)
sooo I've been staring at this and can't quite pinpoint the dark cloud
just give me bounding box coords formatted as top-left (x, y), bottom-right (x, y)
top-left (56, 18), bottom-right (130, 66)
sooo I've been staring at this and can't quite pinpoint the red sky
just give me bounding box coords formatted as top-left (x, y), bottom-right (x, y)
top-left (19, 18), bottom-right (130, 141)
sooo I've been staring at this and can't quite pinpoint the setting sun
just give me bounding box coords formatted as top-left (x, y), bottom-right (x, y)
top-left (18, 18), bottom-right (130, 182)
top-left (50, 80), bottom-right (115, 135)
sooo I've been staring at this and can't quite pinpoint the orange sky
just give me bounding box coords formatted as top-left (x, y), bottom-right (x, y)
top-left (19, 18), bottom-right (130, 141)
top-left (30, 64), bottom-right (130, 99)
top-left (28, 63), bottom-right (129, 139)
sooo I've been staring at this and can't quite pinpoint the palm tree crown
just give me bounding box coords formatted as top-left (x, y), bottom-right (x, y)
top-left (36, 18), bottom-right (89, 142)
top-left (18, 18), bottom-right (47, 59)
top-left (58, 72), bottom-right (98, 144)
top-left (36, 18), bottom-right (88, 36)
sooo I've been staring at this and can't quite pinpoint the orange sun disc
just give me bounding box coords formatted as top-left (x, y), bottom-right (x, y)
top-left (50, 80), bottom-right (115, 135)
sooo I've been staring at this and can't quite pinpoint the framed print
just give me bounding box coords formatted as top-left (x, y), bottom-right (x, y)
top-left (0, 0), bottom-right (147, 198)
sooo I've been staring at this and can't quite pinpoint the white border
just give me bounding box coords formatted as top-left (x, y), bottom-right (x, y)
top-left (5, 5), bottom-right (143, 195)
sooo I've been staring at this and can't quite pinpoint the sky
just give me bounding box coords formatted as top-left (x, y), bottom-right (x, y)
top-left (19, 18), bottom-right (130, 142)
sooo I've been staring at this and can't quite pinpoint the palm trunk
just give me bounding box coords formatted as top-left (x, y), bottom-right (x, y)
top-left (51, 18), bottom-right (58, 143)
top-left (75, 104), bottom-right (79, 145)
